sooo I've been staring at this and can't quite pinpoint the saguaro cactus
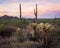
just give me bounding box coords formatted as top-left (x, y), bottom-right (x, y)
top-left (34, 4), bottom-right (37, 23)
top-left (19, 4), bottom-right (21, 19)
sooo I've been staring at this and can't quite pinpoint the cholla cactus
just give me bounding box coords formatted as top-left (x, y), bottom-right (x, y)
top-left (36, 23), bottom-right (55, 32)
top-left (26, 25), bottom-right (35, 37)
top-left (29, 22), bottom-right (55, 38)
top-left (29, 23), bottom-right (37, 28)
top-left (30, 23), bottom-right (55, 32)
top-left (45, 23), bottom-right (52, 31)
top-left (29, 22), bottom-right (55, 47)
top-left (49, 26), bottom-right (55, 31)
top-left (16, 28), bottom-right (21, 32)
top-left (37, 23), bottom-right (45, 31)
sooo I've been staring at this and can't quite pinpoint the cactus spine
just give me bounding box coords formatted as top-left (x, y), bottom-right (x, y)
top-left (34, 4), bottom-right (37, 23)
top-left (19, 4), bottom-right (21, 19)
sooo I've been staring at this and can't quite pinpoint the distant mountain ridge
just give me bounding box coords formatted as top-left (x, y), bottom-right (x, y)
top-left (0, 14), bottom-right (60, 20)
top-left (0, 15), bottom-right (19, 20)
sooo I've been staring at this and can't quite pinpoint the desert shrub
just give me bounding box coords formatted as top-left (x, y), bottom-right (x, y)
top-left (17, 29), bottom-right (28, 42)
top-left (0, 25), bottom-right (16, 38)
top-left (19, 41), bottom-right (40, 48)
top-left (46, 30), bottom-right (60, 48)
top-left (0, 41), bottom-right (40, 48)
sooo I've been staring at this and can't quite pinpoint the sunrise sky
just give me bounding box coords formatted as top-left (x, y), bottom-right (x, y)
top-left (0, 0), bottom-right (60, 18)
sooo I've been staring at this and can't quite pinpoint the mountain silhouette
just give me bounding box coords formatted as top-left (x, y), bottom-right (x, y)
top-left (0, 15), bottom-right (19, 20)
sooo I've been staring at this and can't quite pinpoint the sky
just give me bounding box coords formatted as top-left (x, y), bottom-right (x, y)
top-left (0, 0), bottom-right (60, 18)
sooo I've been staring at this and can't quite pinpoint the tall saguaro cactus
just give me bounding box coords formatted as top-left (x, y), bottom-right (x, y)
top-left (34, 4), bottom-right (37, 23)
top-left (19, 4), bottom-right (22, 19)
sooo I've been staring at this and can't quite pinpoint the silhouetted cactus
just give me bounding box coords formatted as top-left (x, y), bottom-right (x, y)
top-left (19, 4), bottom-right (22, 19)
top-left (34, 4), bottom-right (37, 23)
